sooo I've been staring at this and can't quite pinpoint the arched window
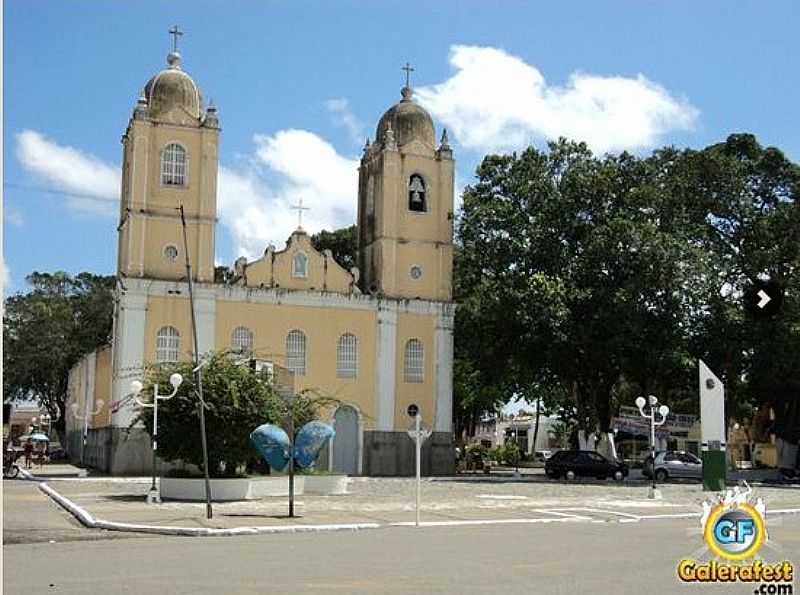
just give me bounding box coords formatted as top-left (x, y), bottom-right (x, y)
top-left (156, 326), bottom-right (180, 363)
top-left (408, 174), bottom-right (426, 212)
top-left (231, 327), bottom-right (254, 355)
top-left (161, 143), bottom-right (187, 186)
top-left (286, 330), bottom-right (306, 376)
top-left (336, 333), bottom-right (358, 378)
top-left (292, 252), bottom-right (308, 278)
top-left (404, 339), bottom-right (424, 383)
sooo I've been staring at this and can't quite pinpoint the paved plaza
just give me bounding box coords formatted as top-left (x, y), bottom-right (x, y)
top-left (5, 472), bottom-right (800, 594)
top-left (7, 470), bottom-right (800, 534)
top-left (3, 479), bottom-right (799, 595)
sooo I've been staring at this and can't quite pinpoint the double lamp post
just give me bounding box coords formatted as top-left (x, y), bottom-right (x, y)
top-left (130, 373), bottom-right (184, 504)
top-left (635, 394), bottom-right (669, 499)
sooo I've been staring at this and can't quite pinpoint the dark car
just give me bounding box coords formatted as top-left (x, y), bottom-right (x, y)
top-left (545, 450), bottom-right (629, 481)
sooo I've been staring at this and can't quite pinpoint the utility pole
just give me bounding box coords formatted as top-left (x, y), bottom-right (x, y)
top-left (179, 205), bottom-right (213, 519)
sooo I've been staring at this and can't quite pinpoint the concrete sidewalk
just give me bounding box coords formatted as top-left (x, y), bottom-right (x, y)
top-left (30, 475), bottom-right (800, 537)
top-left (19, 463), bottom-right (88, 479)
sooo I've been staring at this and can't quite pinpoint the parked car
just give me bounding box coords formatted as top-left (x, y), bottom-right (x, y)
top-left (533, 450), bottom-right (553, 463)
top-left (544, 450), bottom-right (628, 481)
top-left (642, 451), bottom-right (702, 481)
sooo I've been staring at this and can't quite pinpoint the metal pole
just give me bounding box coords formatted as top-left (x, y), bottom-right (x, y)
top-left (415, 413), bottom-right (421, 527)
top-left (650, 404), bottom-right (657, 494)
top-left (288, 411), bottom-right (295, 518)
top-left (151, 384), bottom-right (159, 494)
top-left (82, 414), bottom-right (89, 466)
top-left (179, 205), bottom-right (213, 519)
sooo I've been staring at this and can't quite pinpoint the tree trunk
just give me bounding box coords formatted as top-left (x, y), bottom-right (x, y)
top-left (531, 397), bottom-right (542, 453)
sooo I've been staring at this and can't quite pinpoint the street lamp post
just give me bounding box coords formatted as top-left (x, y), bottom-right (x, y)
top-left (130, 374), bottom-right (183, 504)
top-left (511, 421), bottom-right (520, 477)
top-left (635, 395), bottom-right (669, 499)
top-left (71, 399), bottom-right (105, 467)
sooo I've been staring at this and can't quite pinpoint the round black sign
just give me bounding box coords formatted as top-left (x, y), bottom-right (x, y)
top-left (407, 403), bottom-right (419, 418)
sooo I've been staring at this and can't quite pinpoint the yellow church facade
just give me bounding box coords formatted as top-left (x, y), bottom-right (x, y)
top-left (65, 47), bottom-right (456, 476)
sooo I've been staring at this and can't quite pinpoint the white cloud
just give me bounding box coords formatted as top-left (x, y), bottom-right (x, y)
top-left (15, 130), bottom-right (120, 214)
top-left (14, 128), bottom-right (359, 262)
top-left (325, 98), bottom-right (364, 144)
top-left (219, 129), bottom-right (358, 260)
top-left (416, 45), bottom-right (699, 155)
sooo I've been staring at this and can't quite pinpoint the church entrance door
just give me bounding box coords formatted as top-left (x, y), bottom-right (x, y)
top-left (332, 405), bottom-right (359, 475)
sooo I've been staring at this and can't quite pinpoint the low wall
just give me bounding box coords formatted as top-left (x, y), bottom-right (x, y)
top-left (362, 431), bottom-right (454, 476)
top-left (67, 427), bottom-right (193, 476)
top-left (66, 428), bottom-right (114, 472)
top-left (71, 427), bottom-right (455, 477)
top-left (161, 476), bottom-right (306, 501)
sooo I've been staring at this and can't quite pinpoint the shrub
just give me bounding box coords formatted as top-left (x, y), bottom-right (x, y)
top-left (131, 351), bottom-right (335, 477)
top-left (489, 442), bottom-right (521, 466)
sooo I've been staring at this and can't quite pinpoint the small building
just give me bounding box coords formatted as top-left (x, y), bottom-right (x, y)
top-left (473, 413), bottom-right (559, 455)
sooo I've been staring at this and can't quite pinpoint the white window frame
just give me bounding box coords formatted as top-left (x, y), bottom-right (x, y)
top-left (292, 251), bottom-right (309, 278)
top-left (404, 339), bottom-right (424, 383)
top-left (156, 326), bottom-right (180, 364)
top-left (336, 333), bottom-right (358, 379)
top-left (231, 326), bottom-right (254, 355)
top-left (161, 142), bottom-right (188, 187)
top-left (286, 330), bottom-right (307, 376)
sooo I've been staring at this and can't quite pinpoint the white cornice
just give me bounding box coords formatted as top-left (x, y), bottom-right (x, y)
top-left (121, 277), bottom-right (455, 315)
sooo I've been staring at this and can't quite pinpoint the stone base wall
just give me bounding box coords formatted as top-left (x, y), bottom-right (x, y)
top-left (66, 428), bottom-right (115, 472)
top-left (363, 431), bottom-right (454, 476)
top-left (69, 427), bottom-right (455, 477)
top-left (68, 427), bottom-right (180, 476)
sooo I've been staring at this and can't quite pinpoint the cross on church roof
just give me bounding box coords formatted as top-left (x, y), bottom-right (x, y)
top-left (290, 198), bottom-right (310, 230)
top-left (402, 62), bottom-right (415, 88)
top-left (169, 25), bottom-right (184, 53)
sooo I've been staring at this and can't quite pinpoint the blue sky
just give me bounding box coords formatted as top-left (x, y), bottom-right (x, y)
top-left (4, 1), bottom-right (799, 294)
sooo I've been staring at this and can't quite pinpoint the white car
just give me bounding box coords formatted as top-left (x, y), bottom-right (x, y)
top-left (643, 450), bottom-right (702, 481)
top-left (533, 450), bottom-right (553, 462)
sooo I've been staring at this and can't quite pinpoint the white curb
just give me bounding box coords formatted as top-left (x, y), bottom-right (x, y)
top-left (38, 482), bottom-right (380, 537)
top-left (36, 481), bottom-right (800, 538)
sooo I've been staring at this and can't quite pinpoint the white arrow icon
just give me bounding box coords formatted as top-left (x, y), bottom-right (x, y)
top-left (757, 290), bottom-right (771, 309)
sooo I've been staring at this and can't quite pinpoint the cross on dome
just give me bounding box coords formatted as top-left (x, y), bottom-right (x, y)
top-left (169, 25), bottom-right (183, 52)
top-left (290, 198), bottom-right (310, 230)
top-left (402, 62), bottom-right (415, 88)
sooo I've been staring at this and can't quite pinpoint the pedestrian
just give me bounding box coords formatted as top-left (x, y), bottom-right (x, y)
top-left (23, 439), bottom-right (33, 469)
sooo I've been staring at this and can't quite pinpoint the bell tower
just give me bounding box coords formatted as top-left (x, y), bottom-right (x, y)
top-left (117, 35), bottom-right (219, 283)
top-left (357, 77), bottom-right (454, 301)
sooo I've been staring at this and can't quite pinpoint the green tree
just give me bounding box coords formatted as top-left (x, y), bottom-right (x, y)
top-left (311, 225), bottom-right (357, 271)
top-left (135, 352), bottom-right (340, 477)
top-left (3, 272), bottom-right (115, 436)
top-left (455, 134), bottom-right (800, 435)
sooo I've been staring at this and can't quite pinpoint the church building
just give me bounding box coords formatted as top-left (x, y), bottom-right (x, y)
top-left (65, 44), bottom-right (456, 476)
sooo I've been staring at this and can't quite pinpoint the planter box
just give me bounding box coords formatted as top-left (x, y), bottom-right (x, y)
top-left (160, 475), bottom-right (305, 501)
top-left (303, 474), bottom-right (349, 495)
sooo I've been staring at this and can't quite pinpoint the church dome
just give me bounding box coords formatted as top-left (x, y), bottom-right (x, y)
top-left (143, 52), bottom-right (201, 120)
top-left (376, 87), bottom-right (435, 148)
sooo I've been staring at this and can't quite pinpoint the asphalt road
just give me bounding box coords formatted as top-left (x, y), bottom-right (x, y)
top-left (3, 480), bottom-right (129, 544)
top-left (4, 480), bottom-right (799, 595)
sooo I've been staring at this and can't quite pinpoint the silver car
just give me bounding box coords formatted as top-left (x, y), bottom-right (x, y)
top-left (643, 450), bottom-right (702, 481)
